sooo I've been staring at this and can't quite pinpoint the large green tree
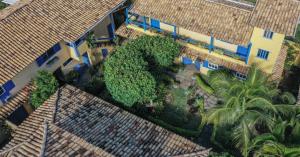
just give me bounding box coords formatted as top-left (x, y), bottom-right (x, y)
top-left (30, 71), bottom-right (59, 108)
top-left (104, 35), bottom-right (180, 107)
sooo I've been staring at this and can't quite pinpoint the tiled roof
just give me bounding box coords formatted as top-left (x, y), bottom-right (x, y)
top-left (131, 0), bottom-right (254, 46)
top-left (0, 83), bottom-right (35, 120)
top-left (0, 0), bottom-right (125, 85)
top-left (271, 45), bottom-right (288, 82)
top-left (130, 0), bottom-right (300, 45)
top-left (0, 85), bottom-right (209, 157)
top-left (250, 0), bottom-right (300, 36)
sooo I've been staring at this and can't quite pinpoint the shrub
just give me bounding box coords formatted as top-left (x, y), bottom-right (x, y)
top-left (65, 71), bottom-right (80, 84)
top-left (104, 35), bottom-right (181, 107)
top-left (196, 75), bottom-right (214, 94)
top-left (0, 120), bottom-right (11, 147)
top-left (84, 76), bottom-right (105, 95)
top-left (30, 71), bottom-right (59, 108)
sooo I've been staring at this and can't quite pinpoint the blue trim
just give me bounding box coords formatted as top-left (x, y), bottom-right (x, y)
top-left (173, 25), bottom-right (177, 39)
top-left (125, 8), bottom-right (129, 25)
top-left (245, 43), bottom-right (252, 64)
top-left (209, 36), bottom-right (214, 53)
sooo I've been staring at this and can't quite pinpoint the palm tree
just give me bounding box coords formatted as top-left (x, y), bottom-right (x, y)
top-left (206, 66), bottom-right (298, 157)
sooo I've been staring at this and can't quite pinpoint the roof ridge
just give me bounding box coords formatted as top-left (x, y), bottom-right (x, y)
top-left (0, 0), bottom-right (33, 21)
top-left (172, 149), bottom-right (212, 157)
top-left (0, 120), bottom-right (47, 156)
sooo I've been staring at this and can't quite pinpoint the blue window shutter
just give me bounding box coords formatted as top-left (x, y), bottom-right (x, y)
top-left (36, 54), bottom-right (47, 66)
top-left (151, 19), bottom-right (160, 29)
top-left (0, 80), bottom-right (15, 103)
top-left (52, 43), bottom-right (61, 53)
top-left (237, 45), bottom-right (248, 57)
top-left (182, 57), bottom-right (193, 65)
top-left (203, 60), bottom-right (209, 68)
top-left (3, 80), bottom-right (15, 91)
top-left (102, 49), bottom-right (109, 58)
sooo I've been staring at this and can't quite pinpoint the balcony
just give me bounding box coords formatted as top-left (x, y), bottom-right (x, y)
top-left (125, 11), bottom-right (250, 66)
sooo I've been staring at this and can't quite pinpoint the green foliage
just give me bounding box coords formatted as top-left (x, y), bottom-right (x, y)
top-left (104, 35), bottom-right (180, 106)
top-left (65, 71), bottom-right (80, 84)
top-left (84, 76), bottom-right (105, 95)
top-left (0, 120), bottom-right (11, 147)
top-left (0, 0), bottom-right (8, 10)
top-left (86, 31), bottom-right (96, 48)
top-left (209, 152), bottom-right (234, 157)
top-left (295, 24), bottom-right (300, 43)
top-left (206, 66), bottom-right (300, 157)
top-left (30, 71), bottom-right (59, 108)
top-left (196, 75), bottom-right (214, 94)
top-left (285, 41), bottom-right (300, 70)
top-left (147, 116), bottom-right (202, 137)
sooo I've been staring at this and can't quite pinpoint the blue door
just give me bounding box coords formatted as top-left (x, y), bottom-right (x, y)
top-left (102, 49), bottom-right (108, 58)
top-left (182, 57), bottom-right (193, 65)
top-left (195, 60), bottom-right (201, 70)
top-left (151, 19), bottom-right (160, 30)
top-left (82, 53), bottom-right (91, 66)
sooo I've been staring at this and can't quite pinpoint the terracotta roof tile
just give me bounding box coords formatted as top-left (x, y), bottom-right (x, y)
top-left (250, 0), bottom-right (300, 36)
top-left (0, 85), bottom-right (210, 157)
top-left (0, 0), bottom-right (125, 85)
top-left (130, 0), bottom-right (300, 45)
top-left (131, 0), bottom-right (254, 46)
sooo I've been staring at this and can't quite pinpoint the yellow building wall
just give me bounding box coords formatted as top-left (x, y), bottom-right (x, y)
top-left (10, 40), bottom-right (71, 97)
top-left (153, 21), bottom-right (238, 52)
top-left (248, 27), bottom-right (285, 74)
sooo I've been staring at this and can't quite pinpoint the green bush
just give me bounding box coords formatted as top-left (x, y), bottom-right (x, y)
top-left (0, 0), bottom-right (8, 10)
top-left (196, 75), bottom-right (214, 94)
top-left (104, 35), bottom-right (181, 107)
top-left (84, 76), bottom-right (105, 95)
top-left (209, 152), bottom-right (234, 157)
top-left (0, 120), bottom-right (11, 147)
top-left (65, 71), bottom-right (80, 84)
top-left (30, 71), bottom-right (59, 108)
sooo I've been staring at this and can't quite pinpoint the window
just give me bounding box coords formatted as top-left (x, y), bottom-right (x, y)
top-left (36, 43), bottom-right (61, 66)
top-left (63, 58), bottom-right (73, 66)
top-left (264, 30), bottom-right (274, 39)
top-left (235, 72), bottom-right (247, 80)
top-left (257, 49), bottom-right (270, 60)
top-left (0, 86), bottom-right (5, 96)
top-left (208, 63), bottom-right (219, 70)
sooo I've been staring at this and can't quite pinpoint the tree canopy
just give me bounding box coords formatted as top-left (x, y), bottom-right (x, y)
top-left (104, 35), bottom-right (180, 107)
top-left (30, 71), bottom-right (59, 108)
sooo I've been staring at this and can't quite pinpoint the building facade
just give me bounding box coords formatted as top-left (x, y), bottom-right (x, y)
top-left (117, 0), bottom-right (300, 80)
top-left (0, 0), bottom-right (126, 105)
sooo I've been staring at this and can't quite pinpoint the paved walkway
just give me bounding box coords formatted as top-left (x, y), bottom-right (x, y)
top-left (174, 65), bottom-right (218, 109)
